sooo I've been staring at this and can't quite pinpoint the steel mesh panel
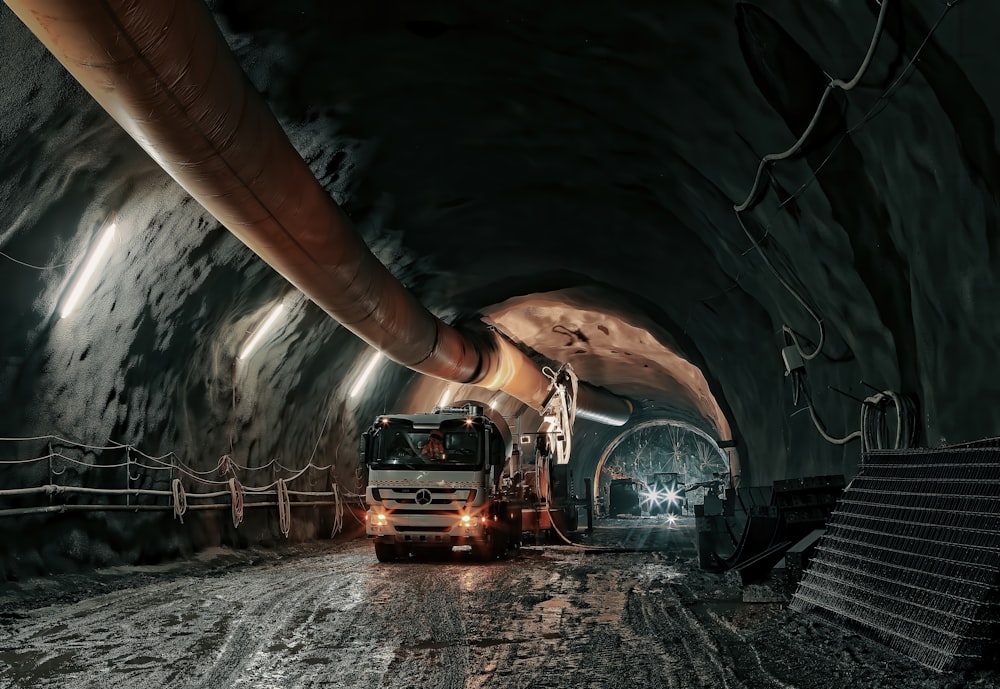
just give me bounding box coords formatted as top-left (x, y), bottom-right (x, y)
top-left (790, 446), bottom-right (1000, 671)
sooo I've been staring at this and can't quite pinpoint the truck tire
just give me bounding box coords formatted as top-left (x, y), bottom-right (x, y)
top-left (374, 542), bottom-right (397, 562)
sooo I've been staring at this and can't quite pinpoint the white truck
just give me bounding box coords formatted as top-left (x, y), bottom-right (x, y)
top-left (361, 403), bottom-right (575, 561)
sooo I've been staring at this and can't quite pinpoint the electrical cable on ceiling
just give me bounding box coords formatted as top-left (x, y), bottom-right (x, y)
top-left (736, 211), bottom-right (826, 361)
top-left (732, 0), bottom-right (959, 455)
top-left (745, 0), bottom-right (963, 249)
top-left (796, 375), bottom-right (916, 450)
top-left (732, 0), bottom-right (890, 363)
top-left (734, 0), bottom-right (891, 214)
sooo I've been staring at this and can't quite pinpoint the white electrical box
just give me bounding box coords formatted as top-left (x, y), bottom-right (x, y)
top-left (781, 345), bottom-right (805, 375)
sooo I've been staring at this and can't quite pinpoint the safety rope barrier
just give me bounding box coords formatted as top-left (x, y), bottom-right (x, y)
top-left (0, 434), bottom-right (348, 535)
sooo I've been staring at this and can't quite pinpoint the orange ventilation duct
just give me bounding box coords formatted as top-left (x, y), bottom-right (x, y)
top-left (6, 0), bottom-right (630, 424)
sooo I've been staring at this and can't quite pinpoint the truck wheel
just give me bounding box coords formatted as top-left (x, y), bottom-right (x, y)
top-left (374, 542), bottom-right (396, 562)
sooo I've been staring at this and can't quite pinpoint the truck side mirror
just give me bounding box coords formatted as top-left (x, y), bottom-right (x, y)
top-left (359, 430), bottom-right (371, 465)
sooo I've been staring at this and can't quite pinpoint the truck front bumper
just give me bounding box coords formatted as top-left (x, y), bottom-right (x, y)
top-left (366, 512), bottom-right (486, 547)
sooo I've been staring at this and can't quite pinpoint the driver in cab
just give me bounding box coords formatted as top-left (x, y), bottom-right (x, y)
top-left (421, 430), bottom-right (446, 460)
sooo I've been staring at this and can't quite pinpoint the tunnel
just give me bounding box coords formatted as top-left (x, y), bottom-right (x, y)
top-left (1, 0), bottom-right (999, 686)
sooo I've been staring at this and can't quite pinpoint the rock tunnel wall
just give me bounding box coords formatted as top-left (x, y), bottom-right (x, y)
top-left (3, 1), bottom-right (1000, 578)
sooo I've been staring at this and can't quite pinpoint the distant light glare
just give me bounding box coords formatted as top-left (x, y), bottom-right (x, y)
top-left (349, 352), bottom-right (383, 399)
top-left (238, 302), bottom-right (285, 361)
top-left (60, 222), bottom-right (116, 319)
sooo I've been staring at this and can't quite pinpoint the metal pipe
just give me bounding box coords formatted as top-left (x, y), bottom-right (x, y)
top-left (576, 383), bottom-right (633, 426)
top-left (5, 0), bottom-right (629, 421)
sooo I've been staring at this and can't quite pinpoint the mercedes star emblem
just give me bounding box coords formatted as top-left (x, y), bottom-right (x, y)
top-left (415, 488), bottom-right (433, 505)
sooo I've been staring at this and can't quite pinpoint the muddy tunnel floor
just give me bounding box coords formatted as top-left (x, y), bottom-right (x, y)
top-left (0, 518), bottom-right (995, 688)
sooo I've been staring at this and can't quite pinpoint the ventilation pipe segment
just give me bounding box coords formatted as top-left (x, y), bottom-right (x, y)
top-left (7, 0), bottom-right (631, 424)
top-left (575, 384), bottom-right (633, 426)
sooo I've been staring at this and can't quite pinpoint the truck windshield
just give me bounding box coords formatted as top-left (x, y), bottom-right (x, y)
top-left (370, 421), bottom-right (483, 470)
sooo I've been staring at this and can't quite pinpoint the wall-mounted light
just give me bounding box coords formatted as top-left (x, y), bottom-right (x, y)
top-left (60, 221), bottom-right (116, 319)
top-left (238, 302), bottom-right (286, 361)
top-left (349, 351), bottom-right (383, 399)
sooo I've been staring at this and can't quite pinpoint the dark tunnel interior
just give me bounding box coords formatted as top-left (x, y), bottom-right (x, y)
top-left (2, 0), bottom-right (1000, 682)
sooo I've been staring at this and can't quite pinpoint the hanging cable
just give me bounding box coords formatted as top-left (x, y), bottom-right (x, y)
top-left (276, 478), bottom-right (291, 537)
top-left (765, 0), bottom-right (962, 221)
top-left (171, 478), bottom-right (187, 523)
top-left (797, 375), bottom-right (916, 450)
top-left (331, 483), bottom-right (343, 537)
top-left (736, 208), bottom-right (826, 362)
top-left (861, 389), bottom-right (917, 451)
top-left (732, 0), bottom-right (891, 363)
top-left (734, 0), bottom-right (891, 213)
top-left (228, 477), bottom-right (244, 527)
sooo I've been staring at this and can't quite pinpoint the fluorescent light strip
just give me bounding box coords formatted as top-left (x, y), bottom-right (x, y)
top-left (60, 222), bottom-right (117, 319)
top-left (349, 351), bottom-right (383, 398)
top-left (238, 302), bottom-right (285, 361)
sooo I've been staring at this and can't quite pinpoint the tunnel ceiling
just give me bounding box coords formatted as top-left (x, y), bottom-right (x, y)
top-left (482, 286), bottom-right (730, 439)
top-left (1, 0), bottom-right (998, 487)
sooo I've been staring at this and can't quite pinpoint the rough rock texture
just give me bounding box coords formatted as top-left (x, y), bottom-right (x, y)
top-left (1, 0), bottom-right (998, 586)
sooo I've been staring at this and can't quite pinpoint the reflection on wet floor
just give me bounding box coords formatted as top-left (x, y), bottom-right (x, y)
top-left (549, 514), bottom-right (700, 555)
top-left (0, 518), bottom-right (976, 689)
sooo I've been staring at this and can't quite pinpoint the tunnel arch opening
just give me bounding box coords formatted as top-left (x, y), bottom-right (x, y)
top-left (594, 419), bottom-right (737, 518)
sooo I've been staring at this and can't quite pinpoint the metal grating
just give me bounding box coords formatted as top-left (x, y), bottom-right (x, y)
top-left (789, 446), bottom-right (1000, 672)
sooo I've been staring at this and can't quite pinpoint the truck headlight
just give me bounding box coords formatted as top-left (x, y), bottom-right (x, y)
top-left (460, 514), bottom-right (472, 526)
top-left (376, 513), bottom-right (388, 524)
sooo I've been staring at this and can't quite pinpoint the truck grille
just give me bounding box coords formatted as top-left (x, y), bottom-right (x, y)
top-left (371, 487), bottom-right (476, 509)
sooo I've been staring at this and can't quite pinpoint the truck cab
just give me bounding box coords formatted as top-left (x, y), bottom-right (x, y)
top-left (361, 404), bottom-right (520, 561)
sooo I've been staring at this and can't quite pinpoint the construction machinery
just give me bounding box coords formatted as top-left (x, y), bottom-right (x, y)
top-left (360, 401), bottom-right (578, 561)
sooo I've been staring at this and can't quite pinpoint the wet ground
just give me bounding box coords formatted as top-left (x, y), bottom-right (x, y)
top-left (0, 517), bottom-right (995, 688)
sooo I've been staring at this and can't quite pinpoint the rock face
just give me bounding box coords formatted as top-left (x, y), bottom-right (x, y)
top-left (1, 1), bottom-right (998, 576)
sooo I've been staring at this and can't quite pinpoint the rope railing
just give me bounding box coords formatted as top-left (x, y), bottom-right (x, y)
top-left (0, 433), bottom-right (352, 535)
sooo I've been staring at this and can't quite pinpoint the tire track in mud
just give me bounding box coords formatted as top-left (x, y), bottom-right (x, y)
top-left (0, 539), bottom-right (802, 689)
top-left (0, 547), bottom-right (381, 689)
top-left (375, 565), bottom-right (472, 689)
top-left (672, 582), bottom-right (799, 689)
top-left (459, 550), bottom-right (722, 689)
